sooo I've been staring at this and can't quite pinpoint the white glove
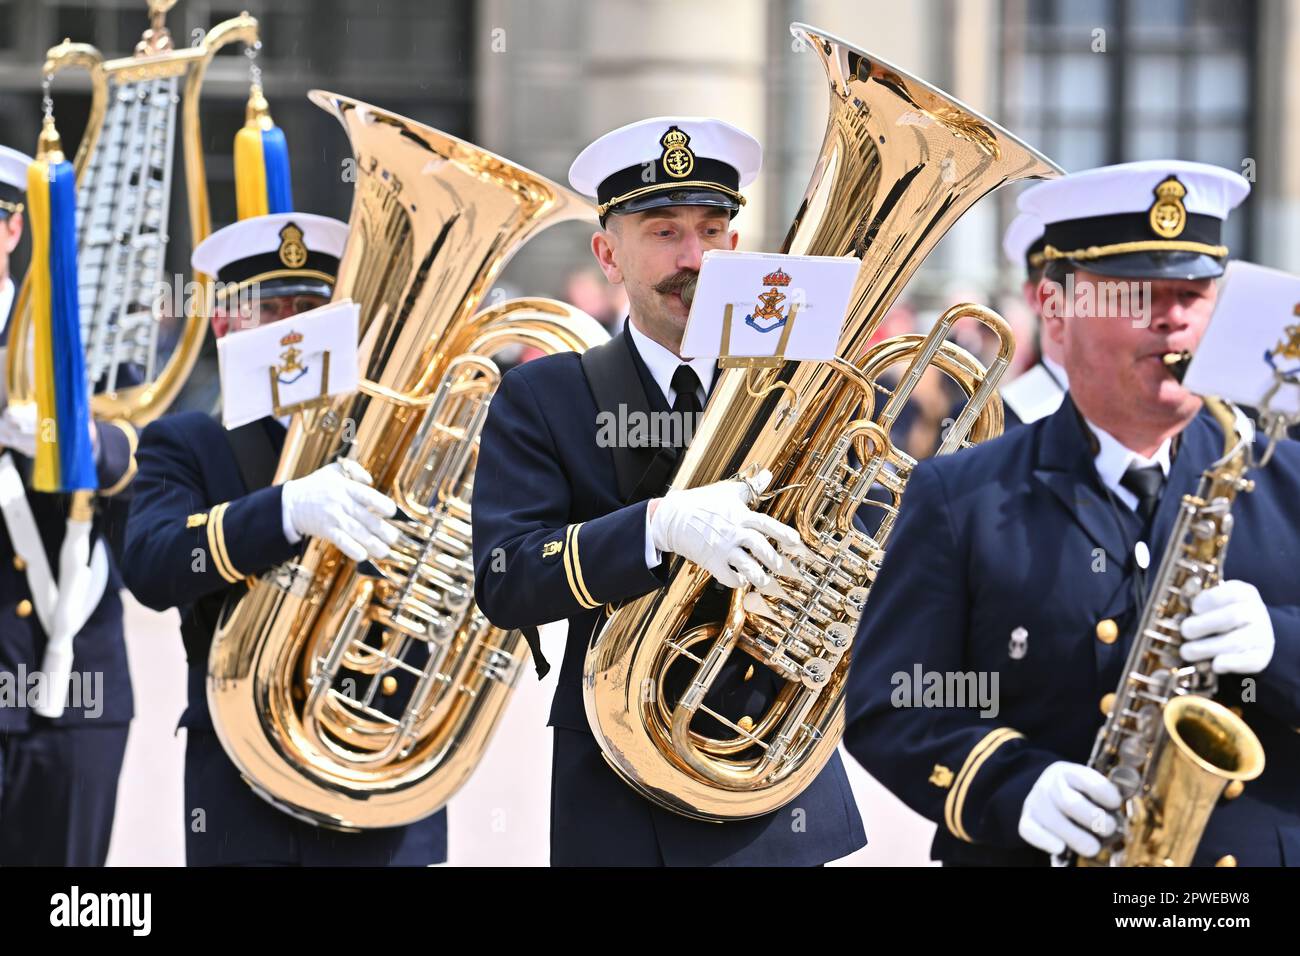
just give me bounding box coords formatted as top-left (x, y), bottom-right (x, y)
top-left (1180, 580), bottom-right (1275, 675)
top-left (280, 460), bottom-right (400, 563)
top-left (1018, 761), bottom-right (1121, 858)
top-left (649, 469), bottom-right (801, 590)
top-left (0, 402), bottom-right (37, 458)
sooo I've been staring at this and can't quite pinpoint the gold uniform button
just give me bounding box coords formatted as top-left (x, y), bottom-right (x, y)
top-left (1099, 692), bottom-right (1116, 717)
top-left (16, 599), bottom-right (32, 618)
top-left (1095, 619), bottom-right (1119, 644)
top-left (1215, 854), bottom-right (1238, 867)
top-left (381, 675), bottom-right (399, 697)
top-left (737, 715), bottom-right (755, 733)
top-left (1223, 780), bottom-right (1244, 801)
top-left (12, 555), bottom-right (25, 571)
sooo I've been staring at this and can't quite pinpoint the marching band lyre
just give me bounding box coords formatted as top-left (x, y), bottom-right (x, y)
top-left (7, 2), bottom-right (260, 427)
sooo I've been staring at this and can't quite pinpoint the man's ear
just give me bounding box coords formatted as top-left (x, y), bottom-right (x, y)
top-left (727, 228), bottom-right (739, 251)
top-left (1021, 279), bottom-right (1040, 314)
top-left (2, 213), bottom-right (22, 254)
top-left (210, 306), bottom-right (230, 339)
top-left (591, 228), bottom-right (623, 285)
top-left (1036, 275), bottom-right (1066, 347)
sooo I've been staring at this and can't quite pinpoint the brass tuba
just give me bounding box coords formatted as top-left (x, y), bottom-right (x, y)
top-left (208, 91), bottom-right (607, 829)
top-left (583, 23), bottom-right (1062, 820)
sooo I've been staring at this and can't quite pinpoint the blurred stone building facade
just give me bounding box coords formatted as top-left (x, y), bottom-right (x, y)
top-left (0, 0), bottom-right (1295, 320)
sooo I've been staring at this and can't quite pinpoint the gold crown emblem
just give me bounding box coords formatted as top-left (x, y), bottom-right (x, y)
top-left (762, 268), bottom-right (792, 287)
top-left (659, 125), bottom-right (695, 179)
top-left (1148, 175), bottom-right (1188, 239)
top-left (278, 222), bottom-right (309, 269)
top-left (279, 329), bottom-right (304, 347)
top-left (1154, 177), bottom-right (1186, 201)
top-left (661, 128), bottom-right (688, 148)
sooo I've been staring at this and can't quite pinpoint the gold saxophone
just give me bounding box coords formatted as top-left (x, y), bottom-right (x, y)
top-left (208, 91), bottom-right (608, 830)
top-left (1075, 362), bottom-right (1265, 867)
top-left (582, 23), bottom-right (1062, 821)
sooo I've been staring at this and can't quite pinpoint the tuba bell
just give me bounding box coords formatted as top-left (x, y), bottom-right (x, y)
top-left (208, 91), bottom-right (608, 830)
top-left (583, 22), bottom-right (1063, 821)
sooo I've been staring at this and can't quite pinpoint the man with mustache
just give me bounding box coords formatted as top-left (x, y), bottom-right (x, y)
top-left (842, 160), bottom-right (1300, 866)
top-left (472, 117), bottom-right (866, 866)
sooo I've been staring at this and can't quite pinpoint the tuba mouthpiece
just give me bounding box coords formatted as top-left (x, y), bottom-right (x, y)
top-left (680, 273), bottom-right (698, 310)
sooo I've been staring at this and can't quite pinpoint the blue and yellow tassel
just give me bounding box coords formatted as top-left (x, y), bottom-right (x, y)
top-left (28, 117), bottom-right (96, 493)
top-left (234, 85), bottom-right (293, 220)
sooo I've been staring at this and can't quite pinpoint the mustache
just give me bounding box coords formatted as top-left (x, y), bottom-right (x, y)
top-left (653, 270), bottom-right (699, 307)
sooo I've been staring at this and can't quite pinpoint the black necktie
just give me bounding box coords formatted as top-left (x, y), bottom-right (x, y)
top-left (1120, 463), bottom-right (1165, 525)
top-left (669, 364), bottom-right (703, 453)
top-left (671, 364), bottom-right (702, 412)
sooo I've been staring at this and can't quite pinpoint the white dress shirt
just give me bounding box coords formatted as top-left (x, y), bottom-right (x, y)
top-left (1084, 418), bottom-right (1171, 513)
top-left (627, 319), bottom-right (715, 568)
top-left (626, 318), bottom-right (714, 408)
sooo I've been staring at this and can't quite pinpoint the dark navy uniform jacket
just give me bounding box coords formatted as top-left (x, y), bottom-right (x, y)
top-left (844, 396), bottom-right (1300, 866)
top-left (472, 326), bottom-right (867, 866)
top-left (123, 411), bottom-right (447, 866)
top-left (0, 419), bottom-right (137, 731)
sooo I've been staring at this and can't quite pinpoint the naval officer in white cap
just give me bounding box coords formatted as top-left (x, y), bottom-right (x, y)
top-left (122, 211), bottom-right (448, 866)
top-left (842, 160), bottom-right (1300, 866)
top-left (0, 145), bottom-right (30, 346)
top-left (0, 142), bottom-right (140, 866)
top-left (471, 117), bottom-right (867, 866)
top-left (998, 211), bottom-right (1070, 426)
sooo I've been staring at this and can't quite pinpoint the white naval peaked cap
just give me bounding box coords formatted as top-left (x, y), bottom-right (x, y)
top-left (1015, 160), bottom-right (1250, 280)
top-left (1002, 212), bottom-right (1045, 271)
top-left (192, 212), bottom-right (348, 292)
top-left (0, 145), bottom-right (33, 212)
top-left (569, 116), bottom-right (761, 223)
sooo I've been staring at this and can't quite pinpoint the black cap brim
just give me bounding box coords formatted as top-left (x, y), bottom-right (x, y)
top-left (255, 278), bottom-right (334, 299)
top-left (608, 187), bottom-right (740, 221)
top-left (1064, 249), bottom-right (1226, 281)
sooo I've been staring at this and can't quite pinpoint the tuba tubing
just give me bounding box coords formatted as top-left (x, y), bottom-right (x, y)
top-left (208, 92), bottom-right (606, 830)
top-left (583, 22), bottom-right (1062, 821)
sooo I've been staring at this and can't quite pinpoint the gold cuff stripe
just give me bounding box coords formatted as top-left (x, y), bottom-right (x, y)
top-left (98, 419), bottom-right (141, 497)
top-left (99, 455), bottom-right (137, 497)
top-left (1041, 240), bottom-right (1228, 263)
top-left (562, 523), bottom-right (599, 610)
top-left (596, 181), bottom-right (746, 218)
top-left (943, 727), bottom-right (1025, 843)
top-left (112, 418), bottom-right (140, 456)
top-left (206, 503), bottom-right (242, 584)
